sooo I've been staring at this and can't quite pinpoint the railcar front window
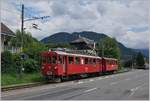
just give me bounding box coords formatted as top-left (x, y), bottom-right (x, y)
top-left (47, 57), bottom-right (51, 63)
top-left (42, 56), bottom-right (47, 63)
top-left (58, 56), bottom-right (63, 64)
top-left (52, 56), bottom-right (57, 64)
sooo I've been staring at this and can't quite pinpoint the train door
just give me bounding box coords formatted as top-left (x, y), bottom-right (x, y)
top-left (62, 55), bottom-right (67, 75)
top-left (102, 58), bottom-right (106, 73)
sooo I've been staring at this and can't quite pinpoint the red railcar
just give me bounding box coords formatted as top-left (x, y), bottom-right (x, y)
top-left (41, 50), bottom-right (118, 82)
top-left (102, 57), bottom-right (118, 73)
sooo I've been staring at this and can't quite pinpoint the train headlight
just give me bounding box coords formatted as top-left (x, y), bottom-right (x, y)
top-left (48, 66), bottom-right (51, 69)
top-left (54, 66), bottom-right (57, 69)
top-left (42, 66), bottom-right (45, 69)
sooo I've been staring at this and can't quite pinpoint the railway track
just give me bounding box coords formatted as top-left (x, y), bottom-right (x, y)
top-left (1, 68), bottom-right (131, 92)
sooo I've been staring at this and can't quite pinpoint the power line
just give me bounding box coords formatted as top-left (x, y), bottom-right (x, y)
top-left (24, 16), bottom-right (50, 21)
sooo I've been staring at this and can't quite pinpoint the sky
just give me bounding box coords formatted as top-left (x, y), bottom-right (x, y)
top-left (1, 0), bottom-right (150, 49)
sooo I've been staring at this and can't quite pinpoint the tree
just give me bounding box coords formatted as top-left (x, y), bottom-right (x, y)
top-left (97, 37), bottom-right (120, 60)
top-left (9, 30), bottom-right (48, 73)
top-left (136, 52), bottom-right (145, 67)
top-left (10, 30), bottom-right (38, 48)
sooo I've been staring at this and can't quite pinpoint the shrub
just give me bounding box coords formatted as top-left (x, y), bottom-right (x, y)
top-left (12, 53), bottom-right (23, 74)
top-left (123, 60), bottom-right (132, 68)
top-left (23, 59), bottom-right (39, 73)
top-left (1, 51), bottom-right (13, 73)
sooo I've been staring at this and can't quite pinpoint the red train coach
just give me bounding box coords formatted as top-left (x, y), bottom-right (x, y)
top-left (41, 50), bottom-right (118, 82)
top-left (102, 57), bottom-right (118, 73)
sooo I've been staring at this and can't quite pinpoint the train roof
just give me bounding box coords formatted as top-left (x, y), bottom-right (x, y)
top-left (55, 51), bottom-right (101, 59)
top-left (42, 51), bottom-right (117, 60)
top-left (103, 57), bottom-right (117, 61)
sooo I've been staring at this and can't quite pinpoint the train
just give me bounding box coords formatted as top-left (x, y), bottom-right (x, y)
top-left (41, 50), bottom-right (118, 82)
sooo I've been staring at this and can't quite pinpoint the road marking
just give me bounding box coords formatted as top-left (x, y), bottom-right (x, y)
top-left (98, 78), bottom-right (103, 80)
top-left (84, 88), bottom-right (97, 93)
top-left (129, 84), bottom-right (145, 96)
top-left (110, 82), bottom-right (118, 85)
top-left (125, 78), bottom-right (131, 81)
top-left (105, 76), bottom-right (109, 78)
top-left (89, 79), bottom-right (94, 82)
top-left (77, 81), bottom-right (84, 84)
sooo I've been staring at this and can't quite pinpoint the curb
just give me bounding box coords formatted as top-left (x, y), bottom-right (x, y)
top-left (1, 82), bottom-right (45, 92)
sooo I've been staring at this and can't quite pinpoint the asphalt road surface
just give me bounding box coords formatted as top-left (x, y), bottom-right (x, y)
top-left (1, 69), bottom-right (149, 100)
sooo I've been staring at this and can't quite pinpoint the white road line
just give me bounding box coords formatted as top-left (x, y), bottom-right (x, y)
top-left (110, 82), bottom-right (118, 85)
top-left (2, 82), bottom-right (75, 98)
top-left (129, 84), bottom-right (145, 96)
top-left (77, 81), bottom-right (84, 84)
top-left (98, 78), bottom-right (103, 80)
top-left (89, 79), bottom-right (94, 82)
top-left (125, 78), bottom-right (131, 81)
top-left (84, 88), bottom-right (97, 93)
top-left (104, 76), bottom-right (109, 78)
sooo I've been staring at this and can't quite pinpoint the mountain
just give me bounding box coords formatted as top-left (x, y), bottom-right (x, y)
top-left (134, 49), bottom-right (149, 59)
top-left (41, 31), bottom-right (137, 59)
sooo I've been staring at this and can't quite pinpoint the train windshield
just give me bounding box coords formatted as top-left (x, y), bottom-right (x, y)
top-left (42, 55), bottom-right (57, 64)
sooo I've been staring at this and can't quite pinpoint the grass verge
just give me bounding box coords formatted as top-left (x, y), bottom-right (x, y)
top-left (1, 72), bottom-right (44, 87)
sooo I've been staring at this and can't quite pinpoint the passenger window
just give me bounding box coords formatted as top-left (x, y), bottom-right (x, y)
top-left (75, 57), bottom-right (80, 64)
top-left (52, 56), bottom-right (57, 64)
top-left (96, 59), bottom-right (99, 64)
top-left (100, 59), bottom-right (102, 64)
top-left (58, 56), bottom-right (62, 64)
top-left (69, 56), bottom-right (73, 64)
top-left (85, 58), bottom-right (88, 64)
top-left (93, 59), bottom-right (96, 64)
top-left (89, 58), bottom-right (93, 64)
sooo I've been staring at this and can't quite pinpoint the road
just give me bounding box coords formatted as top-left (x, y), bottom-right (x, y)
top-left (1, 69), bottom-right (149, 100)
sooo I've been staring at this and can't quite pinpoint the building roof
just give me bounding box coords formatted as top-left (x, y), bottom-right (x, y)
top-left (1, 23), bottom-right (15, 36)
top-left (70, 36), bottom-right (94, 45)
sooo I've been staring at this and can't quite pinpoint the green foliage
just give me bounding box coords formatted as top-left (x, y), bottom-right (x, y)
top-left (123, 60), bottom-right (132, 67)
top-left (12, 53), bottom-right (23, 74)
top-left (10, 29), bottom-right (48, 67)
top-left (23, 42), bottom-right (48, 61)
top-left (1, 73), bottom-right (43, 86)
top-left (136, 52), bottom-right (145, 66)
top-left (23, 59), bottom-right (39, 73)
top-left (97, 37), bottom-right (120, 60)
top-left (1, 51), bottom-right (13, 73)
top-left (10, 30), bottom-right (36, 48)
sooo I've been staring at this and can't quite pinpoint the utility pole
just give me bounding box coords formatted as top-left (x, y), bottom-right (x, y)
top-left (20, 4), bottom-right (50, 77)
top-left (21, 4), bottom-right (24, 52)
top-left (20, 4), bottom-right (50, 52)
top-left (18, 4), bottom-right (24, 79)
top-left (102, 42), bottom-right (104, 57)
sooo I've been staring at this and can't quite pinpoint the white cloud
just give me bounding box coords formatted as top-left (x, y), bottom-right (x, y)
top-left (1, 0), bottom-right (150, 49)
